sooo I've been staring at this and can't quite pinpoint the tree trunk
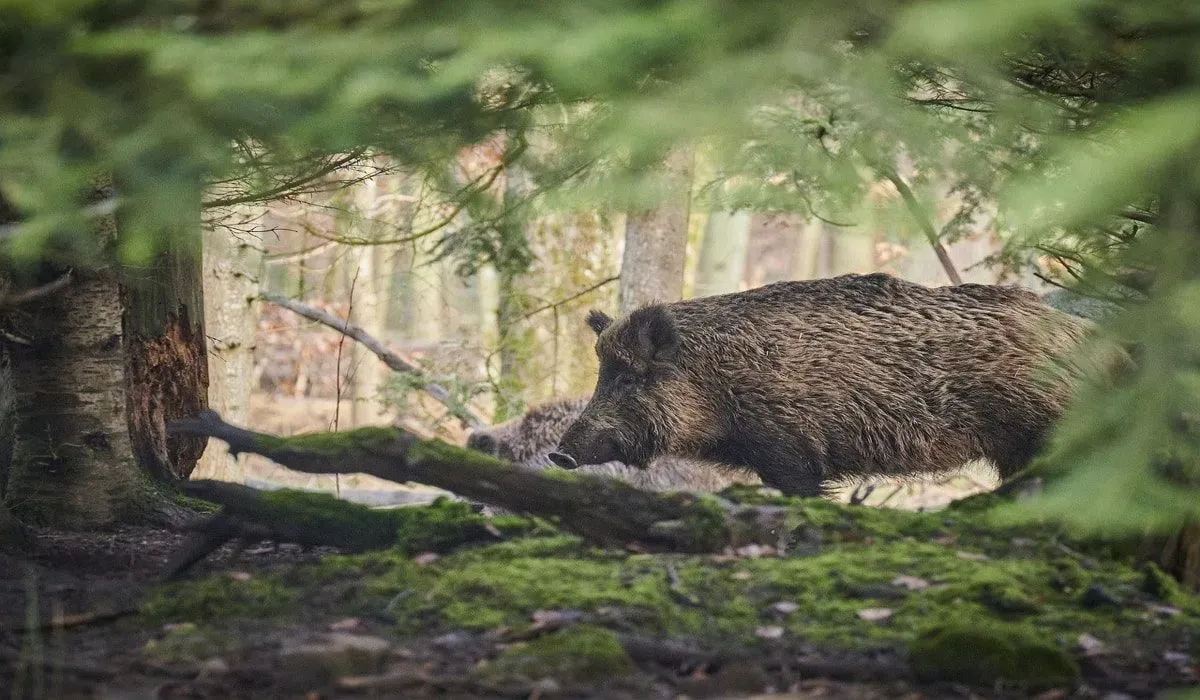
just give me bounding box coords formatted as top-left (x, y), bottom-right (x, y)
top-left (789, 217), bottom-right (825, 280)
top-left (1, 181), bottom-right (150, 527)
top-left (193, 203), bottom-right (265, 481)
top-left (348, 174), bottom-right (388, 429)
top-left (694, 209), bottom-right (751, 297)
top-left (121, 210), bottom-right (209, 484)
top-left (619, 148), bottom-right (694, 315)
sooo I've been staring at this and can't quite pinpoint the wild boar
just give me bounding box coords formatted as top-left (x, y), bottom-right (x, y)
top-left (551, 272), bottom-right (1107, 497)
top-left (466, 396), bottom-right (758, 492)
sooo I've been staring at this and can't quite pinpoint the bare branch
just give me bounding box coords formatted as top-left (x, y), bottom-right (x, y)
top-left (0, 269), bottom-right (73, 308)
top-left (261, 293), bottom-right (486, 430)
top-left (202, 150), bottom-right (370, 209)
top-left (879, 169), bottom-right (963, 285)
top-left (518, 275), bottom-right (620, 322)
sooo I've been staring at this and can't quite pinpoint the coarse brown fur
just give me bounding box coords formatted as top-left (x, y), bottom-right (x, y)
top-left (555, 272), bottom-right (1116, 497)
top-left (466, 396), bottom-right (758, 492)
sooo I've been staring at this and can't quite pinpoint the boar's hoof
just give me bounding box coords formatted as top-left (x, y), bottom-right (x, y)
top-left (548, 452), bottom-right (579, 470)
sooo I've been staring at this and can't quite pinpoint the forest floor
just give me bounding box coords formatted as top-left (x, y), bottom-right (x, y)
top-left (2, 484), bottom-right (1199, 699)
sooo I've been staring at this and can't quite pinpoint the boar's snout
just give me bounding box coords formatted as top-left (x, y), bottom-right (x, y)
top-left (553, 424), bottom-right (626, 470)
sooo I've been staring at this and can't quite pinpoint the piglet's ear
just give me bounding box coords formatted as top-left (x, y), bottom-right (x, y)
top-left (628, 305), bottom-right (680, 366)
top-left (586, 309), bottom-right (614, 336)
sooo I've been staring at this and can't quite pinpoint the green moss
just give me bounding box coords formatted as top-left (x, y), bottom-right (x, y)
top-left (142, 623), bottom-right (231, 664)
top-left (1142, 562), bottom-right (1189, 607)
top-left (671, 494), bottom-right (731, 551)
top-left (975, 573), bottom-right (1042, 615)
top-left (173, 493), bottom-right (221, 514)
top-left (255, 426), bottom-right (402, 456)
top-left (140, 573), bottom-right (296, 624)
top-left (476, 625), bottom-right (634, 683)
top-left (908, 620), bottom-right (1080, 690)
top-left (250, 491), bottom-right (538, 554)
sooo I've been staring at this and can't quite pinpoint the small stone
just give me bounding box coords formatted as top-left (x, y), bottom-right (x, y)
top-left (1076, 633), bottom-right (1105, 656)
top-left (531, 609), bottom-right (586, 628)
top-left (736, 544), bottom-right (777, 558)
top-left (1079, 583), bottom-right (1122, 609)
top-left (768, 601), bottom-right (799, 616)
top-left (531, 677), bottom-right (561, 696)
top-left (1162, 651), bottom-right (1193, 673)
top-left (1011, 537), bottom-right (1035, 547)
top-left (196, 657), bottom-right (229, 681)
top-left (891, 575), bottom-right (930, 591)
top-left (228, 571), bottom-right (252, 582)
top-left (432, 631), bottom-right (473, 650)
top-left (956, 551), bottom-right (989, 561)
top-left (755, 625), bottom-right (785, 639)
top-left (856, 607), bottom-right (893, 622)
top-left (330, 617), bottom-right (362, 631)
top-left (278, 633), bottom-right (391, 689)
top-left (1146, 603), bottom-right (1181, 618)
top-left (413, 552), bottom-right (440, 566)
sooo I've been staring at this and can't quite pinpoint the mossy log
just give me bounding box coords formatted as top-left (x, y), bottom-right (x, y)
top-left (163, 482), bottom-right (537, 578)
top-left (169, 410), bottom-right (789, 553)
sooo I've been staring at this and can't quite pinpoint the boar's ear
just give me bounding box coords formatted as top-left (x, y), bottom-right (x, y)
top-left (586, 309), bottom-right (614, 336)
top-left (629, 306), bottom-right (680, 366)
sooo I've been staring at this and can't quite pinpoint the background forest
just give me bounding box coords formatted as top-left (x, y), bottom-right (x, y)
top-left (2, 1), bottom-right (1200, 696)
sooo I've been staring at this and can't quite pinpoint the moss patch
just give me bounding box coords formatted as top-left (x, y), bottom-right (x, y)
top-left (254, 426), bottom-right (402, 457)
top-left (142, 623), bottom-right (231, 665)
top-left (140, 573), bottom-right (296, 624)
top-left (909, 620), bottom-right (1080, 690)
top-left (476, 625), bottom-right (634, 684)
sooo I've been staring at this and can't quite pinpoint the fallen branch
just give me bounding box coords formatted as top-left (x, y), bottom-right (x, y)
top-left (168, 411), bottom-right (788, 553)
top-left (261, 293), bottom-right (486, 430)
top-left (7, 607), bottom-right (135, 634)
top-left (165, 481), bottom-right (528, 577)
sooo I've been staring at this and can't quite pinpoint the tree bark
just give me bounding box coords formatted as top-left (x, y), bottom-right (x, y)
top-left (121, 208), bottom-right (209, 483)
top-left (619, 148), bottom-right (694, 315)
top-left (1, 181), bottom-right (150, 527)
top-left (193, 203), bottom-right (265, 481)
top-left (694, 209), bottom-right (751, 297)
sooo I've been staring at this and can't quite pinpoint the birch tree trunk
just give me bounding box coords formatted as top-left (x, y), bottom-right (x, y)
top-left (694, 209), bottom-right (751, 297)
top-left (193, 203), bottom-right (266, 481)
top-left (3, 182), bottom-right (142, 526)
top-left (619, 148), bottom-right (694, 315)
top-left (348, 173), bottom-right (389, 429)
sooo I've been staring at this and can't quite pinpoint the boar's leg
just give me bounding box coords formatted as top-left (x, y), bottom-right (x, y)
top-left (753, 463), bottom-right (824, 498)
